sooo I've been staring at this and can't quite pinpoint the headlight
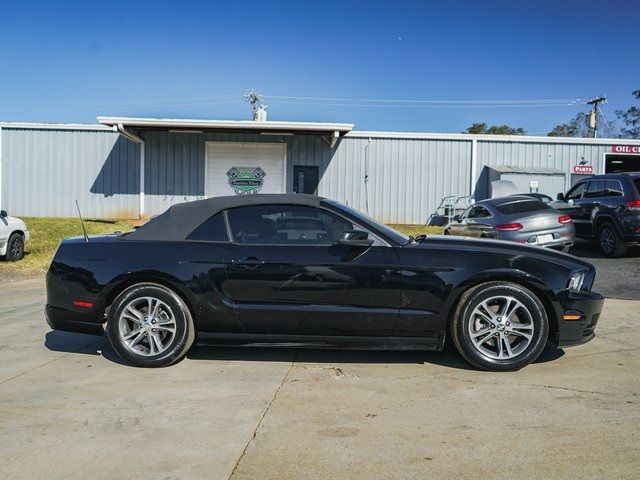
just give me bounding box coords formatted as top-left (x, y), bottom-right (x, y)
top-left (568, 271), bottom-right (585, 291)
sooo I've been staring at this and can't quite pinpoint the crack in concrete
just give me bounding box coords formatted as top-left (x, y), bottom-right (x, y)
top-left (228, 350), bottom-right (300, 480)
top-left (442, 376), bottom-right (616, 397)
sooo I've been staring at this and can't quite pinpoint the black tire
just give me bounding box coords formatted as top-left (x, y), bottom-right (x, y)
top-left (444, 229), bottom-right (451, 235)
top-left (451, 281), bottom-right (549, 371)
top-left (5, 233), bottom-right (24, 261)
top-left (597, 222), bottom-right (627, 257)
top-left (106, 283), bottom-right (195, 367)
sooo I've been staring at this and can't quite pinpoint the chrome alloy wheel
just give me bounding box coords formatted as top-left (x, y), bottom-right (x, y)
top-left (118, 297), bottom-right (177, 356)
top-left (468, 295), bottom-right (534, 360)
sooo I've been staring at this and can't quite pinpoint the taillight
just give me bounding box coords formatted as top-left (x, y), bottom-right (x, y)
top-left (496, 223), bottom-right (523, 231)
top-left (626, 200), bottom-right (640, 209)
top-left (558, 214), bottom-right (572, 224)
top-left (73, 300), bottom-right (94, 308)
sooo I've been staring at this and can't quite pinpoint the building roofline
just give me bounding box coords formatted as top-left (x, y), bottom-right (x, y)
top-left (0, 121), bottom-right (114, 131)
top-left (97, 116), bottom-right (354, 134)
top-left (346, 130), bottom-right (640, 145)
top-left (1, 119), bottom-right (638, 146)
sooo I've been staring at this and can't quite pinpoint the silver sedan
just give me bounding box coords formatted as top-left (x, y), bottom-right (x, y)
top-left (445, 196), bottom-right (574, 250)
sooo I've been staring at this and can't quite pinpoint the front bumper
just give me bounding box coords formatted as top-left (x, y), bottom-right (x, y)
top-left (555, 290), bottom-right (604, 348)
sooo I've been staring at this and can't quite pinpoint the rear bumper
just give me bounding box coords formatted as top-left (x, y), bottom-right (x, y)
top-left (499, 228), bottom-right (574, 249)
top-left (45, 305), bottom-right (104, 336)
top-left (556, 290), bottom-right (604, 348)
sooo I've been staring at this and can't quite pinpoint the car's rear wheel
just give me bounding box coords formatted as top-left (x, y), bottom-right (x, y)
top-left (106, 283), bottom-right (195, 367)
top-left (598, 222), bottom-right (626, 257)
top-left (451, 281), bottom-right (548, 371)
top-left (4, 233), bottom-right (24, 261)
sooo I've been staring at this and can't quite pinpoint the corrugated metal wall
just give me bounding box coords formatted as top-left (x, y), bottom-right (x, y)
top-left (142, 132), bottom-right (471, 223)
top-left (143, 131), bottom-right (298, 216)
top-left (476, 141), bottom-right (608, 191)
top-left (322, 137), bottom-right (472, 224)
top-left (1, 128), bottom-right (139, 218)
top-left (1, 126), bottom-right (629, 223)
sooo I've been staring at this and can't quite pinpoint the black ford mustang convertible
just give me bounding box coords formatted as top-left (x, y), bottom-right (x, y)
top-left (46, 194), bottom-right (604, 371)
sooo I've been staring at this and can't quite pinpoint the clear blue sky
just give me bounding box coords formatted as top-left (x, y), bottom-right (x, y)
top-left (1, 0), bottom-right (638, 134)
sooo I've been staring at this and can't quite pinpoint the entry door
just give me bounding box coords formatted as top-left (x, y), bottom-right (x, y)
top-left (221, 204), bottom-right (401, 336)
top-left (293, 166), bottom-right (319, 194)
top-left (205, 142), bottom-right (285, 197)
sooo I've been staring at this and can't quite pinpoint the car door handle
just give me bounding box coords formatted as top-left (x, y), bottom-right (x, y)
top-left (231, 257), bottom-right (265, 268)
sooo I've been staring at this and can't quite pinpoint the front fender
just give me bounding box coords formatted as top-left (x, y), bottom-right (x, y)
top-left (444, 267), bottom-right (558, 315)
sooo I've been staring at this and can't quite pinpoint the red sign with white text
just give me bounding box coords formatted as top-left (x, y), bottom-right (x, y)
top-left (573, 165), bottom-right (594, 174)
top-left (612, 145), bottom-right (640, 154)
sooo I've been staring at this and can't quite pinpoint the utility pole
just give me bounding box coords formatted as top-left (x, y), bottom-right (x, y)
top-left (586, 96), bottom-right (607, 138)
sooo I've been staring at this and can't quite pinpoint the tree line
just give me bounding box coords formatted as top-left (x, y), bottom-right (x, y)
top-left (462, 89), bottom-right (639, 139)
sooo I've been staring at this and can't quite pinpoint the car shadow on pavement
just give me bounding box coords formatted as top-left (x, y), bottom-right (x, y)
top-left (44, 331), bottom-right (565, 371)
top-left (44, 330), bottom-right (131, 367)
top-left (187, 339), bottom-right (565, 371)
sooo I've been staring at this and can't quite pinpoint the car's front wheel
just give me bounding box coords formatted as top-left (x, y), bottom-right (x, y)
top-left (451, 281), bottom-right (548, 371)
top-left (106, 283), bottom-right (195, 367)
top-left (4, 233), bottom-right (24, 261)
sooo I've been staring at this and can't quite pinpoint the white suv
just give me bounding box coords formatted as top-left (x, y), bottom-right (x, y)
top-left (0, 210), bottom-right (30, 261)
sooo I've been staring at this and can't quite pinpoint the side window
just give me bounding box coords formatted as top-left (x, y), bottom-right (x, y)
top-left (187, 212), bottom-right (229, 242)
top-left (475, 207), bottom-right (491, 218)
top-left (604, 180), bottom-right (624, 197)
top-left (467, 206), bottom-right (490, 219)
top-left (227, 205), bottom-right (356, 245)
top-left (566, 182), bottom-right (587, 200)
top-left (461, 207), bottom-right (473, 220)
top-left (585, 180), bottom-right (605, 199)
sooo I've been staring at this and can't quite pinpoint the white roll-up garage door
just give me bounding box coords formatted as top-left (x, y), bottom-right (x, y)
top-left (205, 142), bottom-right (286, 197)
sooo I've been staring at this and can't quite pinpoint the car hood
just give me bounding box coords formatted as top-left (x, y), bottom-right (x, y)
top-left (410, 235), bottom-right (593, 271)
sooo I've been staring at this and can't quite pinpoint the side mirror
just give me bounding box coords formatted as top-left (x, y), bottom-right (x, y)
top-left (0, 210), bottom-right (7, 219)
top-left (556, 193), bottom-right (565, 201)
top-left (339, 230), bottom-right (374, 247)
top-left (453, 214), bottom-right (461, 222)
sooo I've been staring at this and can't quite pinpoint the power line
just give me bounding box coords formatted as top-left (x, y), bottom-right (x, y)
top-left (264, 94), bottom-right (585, 105)
top-left (264, 99), bottom-right (584, 109)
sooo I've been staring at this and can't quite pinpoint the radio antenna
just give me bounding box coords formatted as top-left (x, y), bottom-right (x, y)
top-left (75, 199), bottom-right (89, 243)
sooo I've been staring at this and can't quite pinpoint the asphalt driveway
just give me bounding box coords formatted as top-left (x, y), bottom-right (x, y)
top-left (569, 240), bottom-right (640, 300)
top-left (1, 277), bottom-right (639, 479)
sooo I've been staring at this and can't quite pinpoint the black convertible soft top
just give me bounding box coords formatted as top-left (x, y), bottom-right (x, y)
top-left (125, 194), bottom-right (324, 241)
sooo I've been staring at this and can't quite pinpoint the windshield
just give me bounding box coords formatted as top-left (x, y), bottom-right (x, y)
top-left (325, 200), bottom-right (411, 245)
top-left (634, 178), bottom-right (640, 197)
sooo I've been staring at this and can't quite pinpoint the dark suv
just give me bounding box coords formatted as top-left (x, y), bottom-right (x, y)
top-left (554, 172), bottom-right (640, 257)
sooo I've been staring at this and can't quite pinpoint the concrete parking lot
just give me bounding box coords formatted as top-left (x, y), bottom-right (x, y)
top-left (1, 277), bottom-right (639, 480)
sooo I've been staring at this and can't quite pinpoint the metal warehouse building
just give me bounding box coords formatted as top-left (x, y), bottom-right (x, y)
top-left (1, 116), bottom-right (639, 224)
